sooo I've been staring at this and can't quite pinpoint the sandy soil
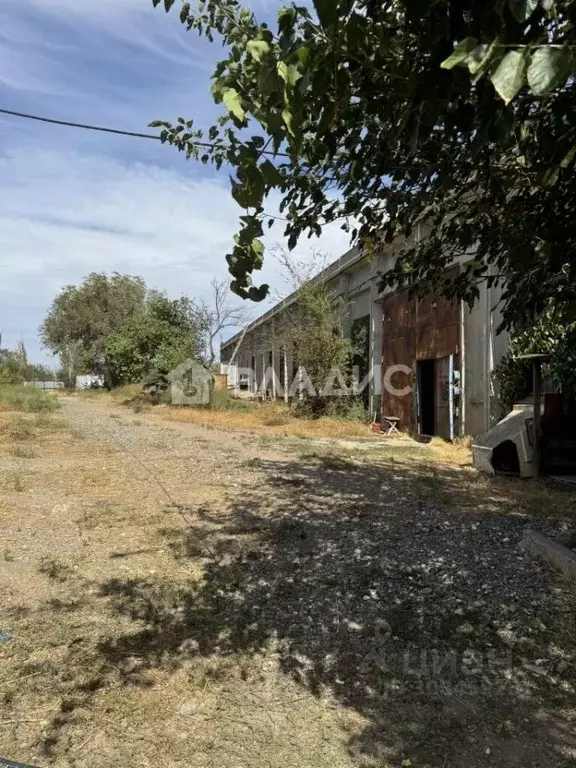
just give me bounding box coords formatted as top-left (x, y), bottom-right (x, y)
top-left (1, 397), bottom-right (575, 768)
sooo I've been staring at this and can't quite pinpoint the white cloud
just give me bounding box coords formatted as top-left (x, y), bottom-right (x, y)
top-left (0, 0), bottom-right (351, 365)
top-left (0, 148), bottom-right (351, 362)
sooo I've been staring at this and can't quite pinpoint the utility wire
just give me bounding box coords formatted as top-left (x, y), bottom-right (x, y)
top-left (0, 107), bottom-right (294, 159)
top-left (0, 107), bottom-right (226, 151)
top-left (0, 107), bottom-right (545, 172)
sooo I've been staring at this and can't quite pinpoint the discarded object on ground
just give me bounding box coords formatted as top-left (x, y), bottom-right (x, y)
top-left (473, 392), bottom-right (576, 479)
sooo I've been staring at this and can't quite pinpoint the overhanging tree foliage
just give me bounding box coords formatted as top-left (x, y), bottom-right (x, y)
top-left (152, 0), bottom-right (576, 329)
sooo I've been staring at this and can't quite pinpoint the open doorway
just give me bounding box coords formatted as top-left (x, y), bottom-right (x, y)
top-left (417, 359), bottom-right (435, 436)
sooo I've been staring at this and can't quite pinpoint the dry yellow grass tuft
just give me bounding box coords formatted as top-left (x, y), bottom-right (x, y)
top-left (156, 402), bottom-right (376, 439)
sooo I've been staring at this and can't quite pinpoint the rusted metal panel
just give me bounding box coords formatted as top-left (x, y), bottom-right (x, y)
top-left (381, 333), bottom-right (414, 427)
top-left (415, 290), bottom-right (459, 360)
top-left (381, 280), bottom-right (461, 435)
top-left (416, 322), bottom-right (459, 361)
top-left (381, 291), bottom-right (414, 429)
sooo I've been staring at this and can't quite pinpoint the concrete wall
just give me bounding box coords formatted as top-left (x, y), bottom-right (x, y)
top-left (463, 281), bottom-right (509, 436)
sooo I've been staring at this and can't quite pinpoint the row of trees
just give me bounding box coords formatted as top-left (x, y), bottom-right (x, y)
top-left (40, 272), bottom-right (251, 387)
top-left (0, 337), bottom-right (54, 385)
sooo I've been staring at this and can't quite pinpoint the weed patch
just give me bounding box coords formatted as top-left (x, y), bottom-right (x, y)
top-left (38, 557), bottom-right (74, 582)
top-left (0, 415), bottom-right (35, 441)
top-left (1, 471), bottom-right (26, 492)
top-left (9, 446), bottom-right (38, 459)
top-left (0, 386), bottom-right (59, 413)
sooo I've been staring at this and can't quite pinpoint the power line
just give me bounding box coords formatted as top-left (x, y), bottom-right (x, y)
top-left (0, 106), bottom-right (294, 159)
top-left (0, 107), bottom-right (216, 149)
top-left (0, 107), bottom-right (546, 173)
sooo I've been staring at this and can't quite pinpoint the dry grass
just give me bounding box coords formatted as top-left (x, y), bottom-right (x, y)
top-left (74, 386), bottom-right (380, 438)
top-left (0, 414), bottom-right (36, 442)
top-left (76, 383), bottom-right (141, 403)
top-left (9, 446), bottom-right (38, 459)
top-left (156, 402), bottom-right (377, 438)
top-left (0, 471), bottom-right (26, 492)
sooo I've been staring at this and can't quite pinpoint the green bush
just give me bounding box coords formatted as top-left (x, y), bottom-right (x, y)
top-left (0, 386), bottom-right (59, 413)
top-left (291, 396), bottom-right (368, 421)
top-left (492, 304), bottom-right (576, 413)
top-left (209, 389), bottom-right (254, 411)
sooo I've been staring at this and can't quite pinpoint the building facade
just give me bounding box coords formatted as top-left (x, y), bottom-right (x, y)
top-left (220, 237), bottom-right (508, 439)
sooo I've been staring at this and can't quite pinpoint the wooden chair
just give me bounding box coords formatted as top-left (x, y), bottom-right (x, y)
top-left (381, 416), bottom-right (401, 436)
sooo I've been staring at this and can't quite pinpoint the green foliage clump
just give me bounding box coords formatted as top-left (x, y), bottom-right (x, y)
top-left (492, 304), bottom-right (576, 410)
top-left (0, 340), bottom-right (55, 386)
top-left (209, 389), bottom-right (254, 412)
top-left (104, 295), bottom-right (203, 387)
top-left (153, 0), bottom-right (576, 329)
top-left (41, 273), bottom-right (209, 388)
top-left (290, 283), bottom-right (352, 391)
top-left (41, 272), bottom-right (148, 383)
top-left (0, 386), bottom-right (59, 413)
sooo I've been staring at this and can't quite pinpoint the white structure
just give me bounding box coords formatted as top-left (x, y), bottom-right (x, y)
top-left (221, 237), bottom-right (509, 439)
top-left (75, 375), bottom-right (104, 389)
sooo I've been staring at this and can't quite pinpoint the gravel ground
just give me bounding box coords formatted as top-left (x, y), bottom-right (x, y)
top-left (1, 397), bottom-right (575, 768)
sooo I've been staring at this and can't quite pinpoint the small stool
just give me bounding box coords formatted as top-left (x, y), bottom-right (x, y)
top-left (381, 416), bottom-right (401, 436)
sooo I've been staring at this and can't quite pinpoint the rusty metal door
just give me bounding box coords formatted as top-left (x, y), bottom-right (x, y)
top-left (381, 292), bottom-right (414, 429)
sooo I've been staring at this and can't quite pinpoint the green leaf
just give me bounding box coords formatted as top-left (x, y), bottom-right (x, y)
top-left (527, 46), bottom-right (573, 94)
top-left (560, 145), bottom-right (576, 169)
top-left (467, 39), bottom-right (503, 79)
top-left (260, 160), bottom-right (283, 187)
top-left (282, 107), bottom-right (296, 136)
top-left (297, 45), bottom-right (311, 67)
top-left (222, 88), bottom-right (245, 121)
top-left (278, 7), bottom-right (296, 34)
top-left (540, 0), bottom-right (554, 9)
top-left (277, 62), bottom-right (302, 87)
top-left (163, 0), bottom-right (176, 11)
top-left (247, 284), bottom-right (269, 301)
top-left (509, 0), bottom-right (539, 22)
top-left (540, 166), bottom-right (559, 187)
top-left (490, 49), bottom-right (528, 104)
top-left (247, 40), bottom-right (271, 61)
top-left (180, 2), bottom-right (190, 22)
top-left (440, 37), bottom-right (478, 70)
top-left (251, 238), bottom-right (265, 262)
top-left (313, 0), bottom-right (338, 28)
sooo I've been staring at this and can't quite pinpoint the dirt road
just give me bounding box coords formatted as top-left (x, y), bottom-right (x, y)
top-left (1, 397), bottom-right (575, 768)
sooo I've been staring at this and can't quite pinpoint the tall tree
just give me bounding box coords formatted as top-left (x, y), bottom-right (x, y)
top-left (152, 0), bottom-right (576, 329)
top-left (41, 273), bottom-right (147, 379)
top-left (104, 294), bottom-right (205, 386)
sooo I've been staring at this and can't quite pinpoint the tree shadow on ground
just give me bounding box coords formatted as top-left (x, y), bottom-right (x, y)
top-left (66, 455), bottom-right (576, 765)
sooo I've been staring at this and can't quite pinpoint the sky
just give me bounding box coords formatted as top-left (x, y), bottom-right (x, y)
top-left (0, 0), bottom-right (352, 366)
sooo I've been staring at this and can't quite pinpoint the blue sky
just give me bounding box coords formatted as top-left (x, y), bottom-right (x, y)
top-left (0, 0), bottom-right (351, 365)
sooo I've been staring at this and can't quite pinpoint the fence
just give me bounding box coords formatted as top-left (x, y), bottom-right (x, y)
top-left (24, 381), bottom-right (64, 390)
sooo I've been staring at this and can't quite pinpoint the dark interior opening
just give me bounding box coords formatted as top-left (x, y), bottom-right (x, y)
top-left (418, 359), bottom-right (435, 436)
top-left (491, 440), bottom-right (520, 475)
